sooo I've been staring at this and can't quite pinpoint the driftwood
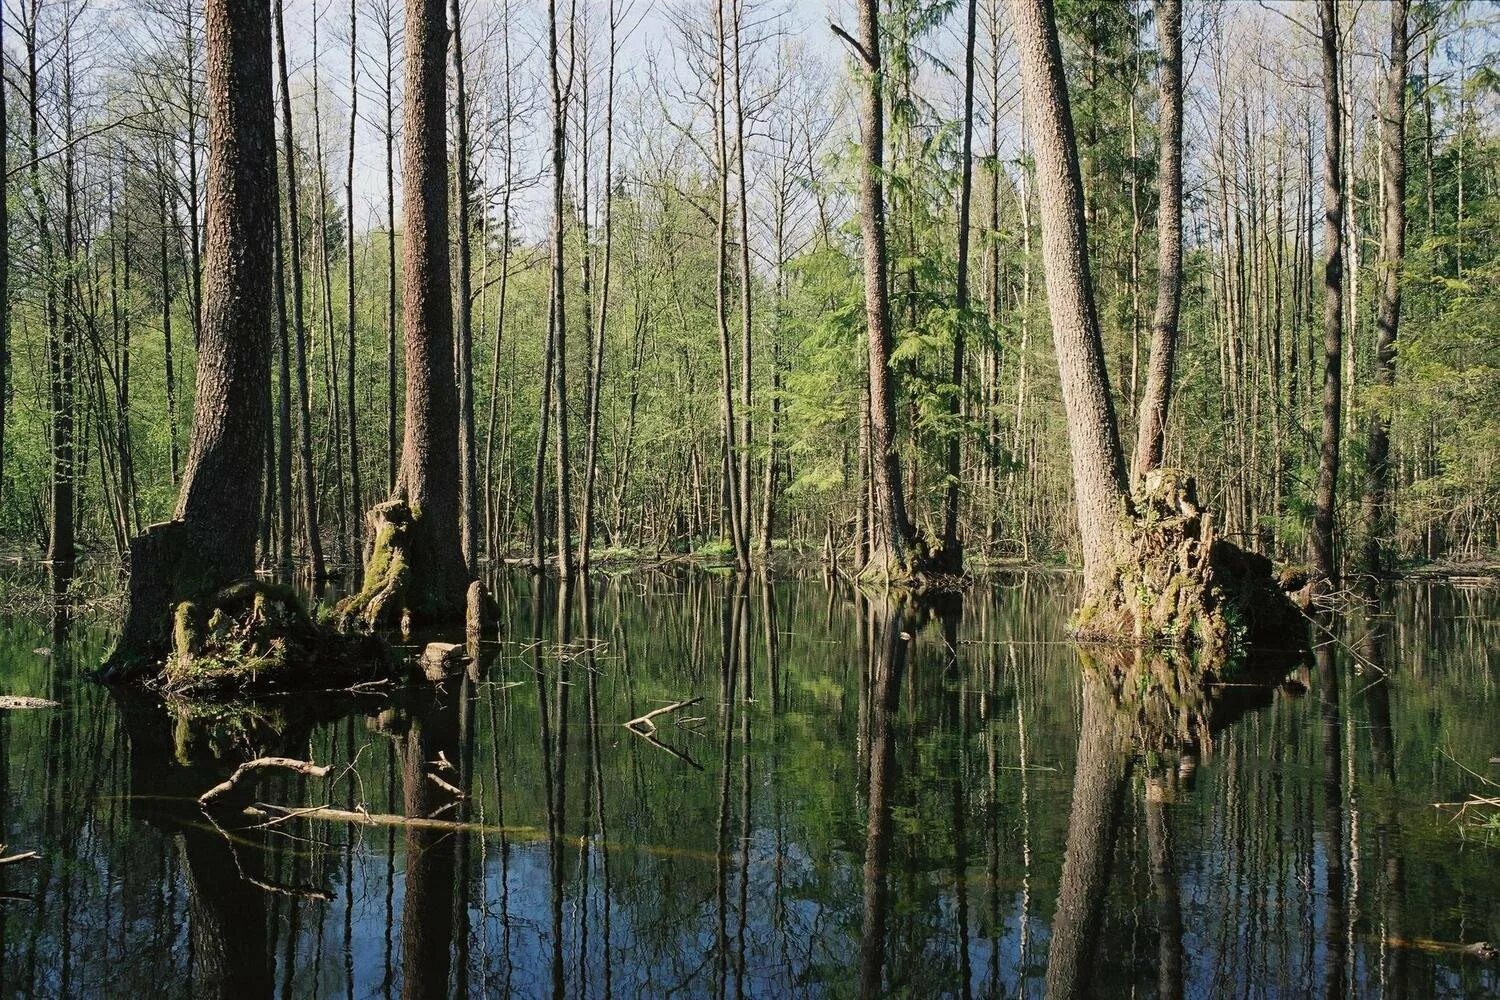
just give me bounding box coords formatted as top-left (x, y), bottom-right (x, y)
top-left (0, 846), bottom-right (39, 866)
top-left (198, 757), bottom-right (331, 806)
top-left (624, 697), bottom-right (703, 736)
top-left (0, 697), bottom-right (58, 711)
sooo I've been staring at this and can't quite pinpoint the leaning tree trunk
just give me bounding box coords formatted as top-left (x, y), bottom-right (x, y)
top-left (1010, 0), bottom-right (1129, 591)
top-left (1361, 0), bottom-right (1407, 575)
top-left (105, 0), bottom-right (277, 673)
top-left (337, 0), bottom-right (468, 631)
top-left (848, 0), bottom-right (925, 578)
top-left (1310, 0), bottom-right (1345, 592)
top-left (1131, 0), bottom-right (1183, 480)
top-left (1011, 0), bottom-right (1301, 654)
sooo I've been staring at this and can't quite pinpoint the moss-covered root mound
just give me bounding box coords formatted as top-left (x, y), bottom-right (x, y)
top-left (1074, 469), bottom-right (1306, 658)
top-left (335, 499), bottom-right (415, 634)
top-left (165, 580), bottom-right (392, 698)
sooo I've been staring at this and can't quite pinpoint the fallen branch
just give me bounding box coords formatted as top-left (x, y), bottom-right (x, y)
top-left (199, 757), bottom-right (331, 806)
top-left (624, 696), bottom-right (703, 736)
top-left (0, 847), bottom-right (39, 866)
top-left (0, 696), bottom-right (59, 711)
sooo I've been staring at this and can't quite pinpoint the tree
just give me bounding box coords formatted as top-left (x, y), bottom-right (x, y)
top-left (451, 0), bottom-right (477, 576)
top-left (1362, 0), bottom-right (1408, 575)
top-left (840, 0), bottom-right (927, 578)
top-left (337, 0), bottom-right (468, 629)
top-left (1310, 0), bottom-right (1344, 591)
top-left (106, 0), bottom-right (278, 670)
top-left (1131, 0), bottom-right (1182, 480)
top-left (1010, 0), bottom-right (1129, 593)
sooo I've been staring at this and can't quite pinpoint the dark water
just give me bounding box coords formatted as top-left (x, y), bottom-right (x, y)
top-left (0, 569), bottom-right (1496, 998)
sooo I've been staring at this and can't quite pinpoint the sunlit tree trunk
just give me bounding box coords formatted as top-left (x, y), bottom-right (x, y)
top-left (1010, 0), bottom-right (1129, 591)
top-left (1311, 0), bottom-right (1344, 590)
top-left (1132, 0), bottom-right (1182, 480)
top-left (108, 0), bottom-right (278, 668)
top-left (450, 0), bottom-right (477, 576)
top-left (1362, 0), bottom-right (1408, 575)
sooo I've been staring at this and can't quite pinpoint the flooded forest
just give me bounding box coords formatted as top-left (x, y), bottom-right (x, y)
top-left (0, 0), bottom-right (1496, 996)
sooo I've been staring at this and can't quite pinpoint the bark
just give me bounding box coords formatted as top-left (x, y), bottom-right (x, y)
top-left (341, 0), bottom-right (467, 628)
top-left (1310, 0), bottom-right (1344, 589)
top-left (848, 0), bottom-right (923, 576)
top-left (1361, 0), bottom-right (1408, 575)
top-left (276, 0), bottom-right (325, 581)
top-left (579, 0), bottom-right (617, 573)
top-left (1132, 0), bottom-right (1183, 480)
top-left (451, 0), bottom-right (477, 576)
top-left (731, 0), bottom-right (753, 568)
top-left (1010, 0), bottom-right (1129, 591)
top-left (547, 0), bottom-right (575, 576)
top-left (383, 0), bottom-right (399, 494)
top-left (714, 0), bottom-right (747, 569)
top-left (273, 197), bottom-right (294, 574)
top-left (107, 0), bottom-right (278, 671)
top-left (346, 0), bottom-right (363, 571)
top-left (0, 8), bottom-right (7, 516)
top-left (940, 0), bottom-right (978, 570)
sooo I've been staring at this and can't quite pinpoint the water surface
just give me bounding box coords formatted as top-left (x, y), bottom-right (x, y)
top-left (0, 569), bottom-right (1496, 998)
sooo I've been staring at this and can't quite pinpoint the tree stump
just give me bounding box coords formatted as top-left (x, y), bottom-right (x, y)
top-left (1073, 469), bottom-right (1306, 659)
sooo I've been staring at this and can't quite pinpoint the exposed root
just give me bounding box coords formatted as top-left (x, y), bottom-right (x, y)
top-left (164, 580), bottom-right (392, 698)
top-left (1074, 469), bottom-right (1306, 658)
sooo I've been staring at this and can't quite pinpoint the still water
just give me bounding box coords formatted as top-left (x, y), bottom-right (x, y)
top-left (0, 569), bottom-right (1495, 998)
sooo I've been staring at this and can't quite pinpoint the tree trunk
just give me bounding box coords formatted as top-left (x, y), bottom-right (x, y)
top-left (450, 0), bottom-right (477, 576)
top-left (346, 0), bottom-right (364, 571)
top-left (275, 0), bottom-right (325, 582)
top-left (547, 0), bottom-right (575, 577)
top-left (714, 0), bottom-right (747, 570)
top-left (848, 0), bottom-right (923, 576)
top-left (383, 0), bottom-right (398, 494)
top-left (731, 0), bottom-right (754, 569)
top-left (1132, 0), bottom-right (1183, 480)
top-left (940, 0), bottom-right (978, 571)
top-left (107, 0), bottom-right (277, 670)
top-left (273, 171), bottom-right (294, 575)
top-left (0, 7), bottom-right (8, 516)
top-left (1361, 0), bottom-right (1407, 575)
top-left (1310, 0), bottom-right (1344, 589)
top-left (1010, 0), bottom-right (1129, 592)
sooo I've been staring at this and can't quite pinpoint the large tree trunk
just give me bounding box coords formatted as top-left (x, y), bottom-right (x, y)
top-left (849, 0), bottom-right (924, 577)
top-left (339, 0), bottom-right (468, 630)
top-left (1310, 0), bottom-right (1345, 590)
top-left (1131, 0), bottom-right (1183, 480)
top-left (1361, 0), bottom-right (1408, 575)
top-left (1010, 0), bottom-right (1129, 591)
top-left (106, 0), bottom-right (277, 671)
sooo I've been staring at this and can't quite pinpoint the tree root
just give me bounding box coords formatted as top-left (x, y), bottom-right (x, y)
top-left (1074, 469), bottom-right (1306, 659)
top-left (163, 580), bottom-right (392, 698)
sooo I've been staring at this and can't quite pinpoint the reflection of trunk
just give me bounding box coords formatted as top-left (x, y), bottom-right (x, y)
top-left (1359, 587), bottom-right (1406, 993)
top-left (1045, 671), bottom-right (1130, 1000)
top-left (399, 693), bottom-right (463, 1000)
top-left (857, 599), bottom-right (910, 999)
top-left (182, 824), bottom-right (273, 1000)
top-left (1316, 636), bottom-right (1345, 1000)
top-left (1144, 778), bottom-right (1183, 1000)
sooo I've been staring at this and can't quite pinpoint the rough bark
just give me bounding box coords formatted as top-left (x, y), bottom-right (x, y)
top-left (451, 0), bottom-right (477, 576)
top-left (1132, 0), bottom-right (1183, 480)
top-left (1361, 0), bottom-right (1408, 575)
top-left (339, 0), bottom-right (467, 629)
top-left (1010, 0), bottom-right (1129, 592)
top-left (345, 0), bottom-right (363, 571)
top-left (547, 0), bottom-right (575, 577)
top-left (106, 0), bottom-right (278, 672)
top-left (847, 0), bottom-right (925, 577)
top-left (1310, 0), bottom-right (1344, 590)
top-left (275, 0), bottom-right (325, 582)
top-left (939, 0), bottom-right (978, 571)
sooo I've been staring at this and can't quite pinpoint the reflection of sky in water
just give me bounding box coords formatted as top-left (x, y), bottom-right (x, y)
top-left (0, 570), bottom-right (1496, 998)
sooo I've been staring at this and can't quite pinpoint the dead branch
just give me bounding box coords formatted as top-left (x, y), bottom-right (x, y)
top-left (199, 757), bottom-right (332, 806)
top-left (624, 696), bottom-right (703, 736)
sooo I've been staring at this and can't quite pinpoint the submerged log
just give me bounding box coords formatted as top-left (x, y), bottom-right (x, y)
top-left (199, 757), bottom-right (331, 806)
top-left (1074, 469), bottom-right (1306, 658)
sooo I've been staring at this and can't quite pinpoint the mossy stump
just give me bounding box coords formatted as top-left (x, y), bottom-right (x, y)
top-left (1074, 469), bottom-right (1305, 659)
top-left (164, 580), bottom-right (391, 698)
top-left (335, 500), bottom-right (417, 633)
